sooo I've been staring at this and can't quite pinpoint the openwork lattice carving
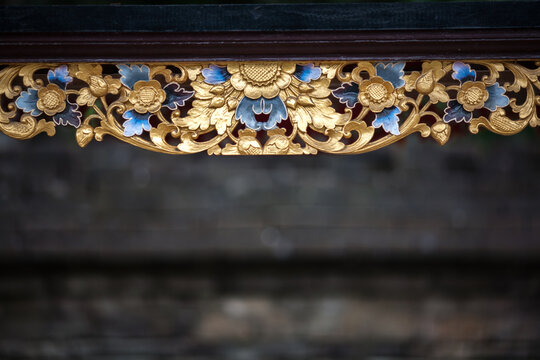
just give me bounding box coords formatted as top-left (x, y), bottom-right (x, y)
top-left (0, 61), bottom-right (538, 155)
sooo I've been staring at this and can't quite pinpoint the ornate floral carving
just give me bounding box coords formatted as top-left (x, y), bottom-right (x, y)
top-left (0, 61), bottom-right (537, 155)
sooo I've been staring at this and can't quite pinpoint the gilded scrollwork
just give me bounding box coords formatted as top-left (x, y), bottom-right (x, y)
top-left (0, 61), bottom-right (537, 155)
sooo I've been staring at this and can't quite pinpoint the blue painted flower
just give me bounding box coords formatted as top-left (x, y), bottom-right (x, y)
top-left (293, 64), bottom-right (322, 83)
top-left (118, 64), bottom-right (150, 89)
top-left (201, 63), bottom-right (323, 131)
top-left (236, 97), bottom-right (287, 131)
top-left (201, 63), bottom-right (321, 87)
top-left (443, 62), bottom-right (509, 123)
top-left (117, 64), bottom-right (193, 136)
top-left (372, 107), bottom-right (401, 136)
top-left (332, 62), bottom-right (406, 135)
top-left (332, 83), bottom-right (359, 108)
top-left (15, 65), bottom-right (82, 128)
top-left (162, 82), bottom-right (194, 110)
top-left (201, 65), bottom-right (231, 85)
top-left (122, 110), bottom-right (152, 137)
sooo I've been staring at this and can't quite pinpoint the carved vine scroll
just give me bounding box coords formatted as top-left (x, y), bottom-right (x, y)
top-left (0, 61), bottom-right (538, 155)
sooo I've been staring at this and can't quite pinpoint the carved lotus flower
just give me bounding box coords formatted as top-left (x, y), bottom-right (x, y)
top-left (88, 75), bottom-right (109, 97)
top-left (404, 61), bottom-right (449, 104)
top-left (358, 76), bottom-right (396, 113)
top-left (457, 81), bottom-right (489, 112)
top-left (36, 84), bottom-right (66, 116)
top-left (129, 80), bottom-right (166, 114)
top-left (227, 63), bottom-right (296, 99)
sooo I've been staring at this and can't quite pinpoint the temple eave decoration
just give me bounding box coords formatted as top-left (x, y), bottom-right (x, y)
top-left (0, 61), bottom-right (538, 155)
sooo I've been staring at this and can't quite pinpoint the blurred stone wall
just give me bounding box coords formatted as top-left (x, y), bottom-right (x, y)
top-left (0, 127), bottom-right (539, 359)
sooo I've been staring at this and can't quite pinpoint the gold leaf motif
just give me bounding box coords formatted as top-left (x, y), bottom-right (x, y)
top-left (227, 98), bottom-right (238, 111)
top-left (76, 87), bottom-right (96, 106)
top-left (285, 97), bottom-right (297, 109)
top-left (469, 109), bottom-right (527, 135)
top-left (209, 96), bottom-right (225, 108)
top-left (0, 115), bottom-right (55, 139)
top-left (210, 105), bottom-right (234, 135)
top-left (0, 66), bottom-right (22, 99)
top-left (210, 85), bottom-right (225, 95)
top-left (19, 64), bottom-right (51, 88)
top-left (319, 64), bottom-right (341, 79)
top-left (297, 95), bottom-right (314, 106)
top-left (298, 83), bottom-right (314, 93)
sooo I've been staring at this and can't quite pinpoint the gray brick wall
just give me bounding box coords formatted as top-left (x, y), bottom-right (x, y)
top-left (0, 128), bottom-right (539, 359)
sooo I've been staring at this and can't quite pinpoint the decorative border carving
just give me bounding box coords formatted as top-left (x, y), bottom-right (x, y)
top-left (0, 61), bottom-right (538, 155)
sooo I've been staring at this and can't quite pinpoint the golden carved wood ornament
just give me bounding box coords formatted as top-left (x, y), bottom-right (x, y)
top-left (0, 61), bottom-right (538, 155)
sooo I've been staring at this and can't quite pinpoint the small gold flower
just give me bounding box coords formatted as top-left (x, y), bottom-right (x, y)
top-left (457, 81), bottom-right (489, 112)
top-left (37, 84), bottom-right (66, 116)
top-left (228, 63), bottom-right (296, 99)
top-left (75, 64), bottom-right (121, 106)
top-left (358, 77), bottom-right (396, 113)
top-left (129, 80), bottom-right (166, 113)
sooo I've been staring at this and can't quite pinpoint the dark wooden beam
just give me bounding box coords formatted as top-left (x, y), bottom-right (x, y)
top-left (0, 2), bottom-right (539, 62)
top-left (2, 29), bottom-right (540, 62)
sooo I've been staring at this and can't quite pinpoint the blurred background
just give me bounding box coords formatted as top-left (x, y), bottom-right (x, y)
top-left (0, 125), bottom-right (539, 359)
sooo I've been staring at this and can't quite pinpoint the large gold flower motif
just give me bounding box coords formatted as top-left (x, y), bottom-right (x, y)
top-left (227, 63), bottom-right (296, 99)
top-left (457, 81), bottom-right (489, 112)
top-left (129, 80), bottom-right (166, 113)
top-left (36, 84), bottom-right (66, 116)
top-left (358, 77), bottom-right (396, 113)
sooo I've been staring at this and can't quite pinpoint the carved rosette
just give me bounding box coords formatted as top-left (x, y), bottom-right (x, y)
top-left (0, 61), bottom-right (537, 155)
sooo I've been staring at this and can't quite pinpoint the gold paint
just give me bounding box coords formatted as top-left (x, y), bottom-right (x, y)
top-left (431, 122), bottom-right (451, 145)
top-left (75, 123), bottom-right (94, 148)
top-left (359, 76), bottom-right (396, 113)
top-left (1, 61), bottom-right (538, 155)
top-left (129, 80), bottom-right (166, 114)
top-left (240, 63), bottom-right (279, 85)
top-left (457, 81), bottom-right (489, 111)
top-left (229, 62), bottom-right (294, 99)
top-left (37, 84), bottom-right (66, 116)
top-left (415, 70), bottom-right (435, 94)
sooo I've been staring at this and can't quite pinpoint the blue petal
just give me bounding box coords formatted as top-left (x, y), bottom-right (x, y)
top-left (262, 97), bottom-right (287, 131)
top-left (331, 82), bottom-right (359, 108)
top-left (375, 63), bottom-right (405, 88)
top-left (236, 96), bottom-right (287, 131)
top-left (293, 64), bottom-right (322, 83)
top-left (15, 88), bottom-right (42, 116)
top-left (452, 62), bottom-right (476, 83)
top-left (202, 65), bottom-right (231, 85)
top-left (484, 83), bottom-right (510, 111)
top-left (372, 106), bottom-right (401, 135)
top-left (443, 100), bottom-right (473, 123)
top-left (118, 64), bottom-right (150, 89)
top-left (162, 82), bottom-right (194, 110)
top-left (122, 110), bottom-right (152, 137)
top-left (236, 97), bottom-right (258, 130)
top-left (52, 102), bottom-right (81, 128)
top-left (47, 65), bottom-right (72, 89)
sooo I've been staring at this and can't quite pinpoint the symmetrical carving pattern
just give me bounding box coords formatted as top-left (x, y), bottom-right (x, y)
top-left (0, 61), bottom-right (538, 155)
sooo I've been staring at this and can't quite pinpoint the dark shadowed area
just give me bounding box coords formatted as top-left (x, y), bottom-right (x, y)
top-left (0, 127), bottom-right (539, 359)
